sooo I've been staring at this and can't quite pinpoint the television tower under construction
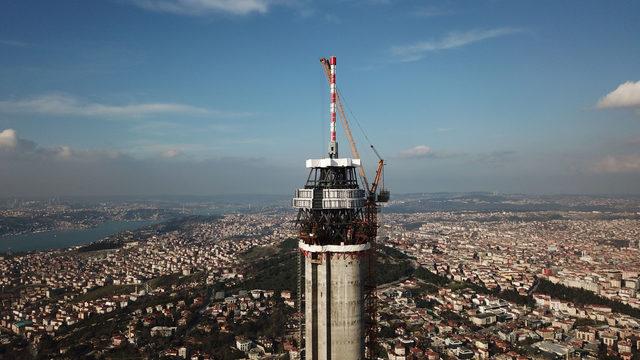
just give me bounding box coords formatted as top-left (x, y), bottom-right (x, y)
top-left (293, 56), bottom-right (389, 360)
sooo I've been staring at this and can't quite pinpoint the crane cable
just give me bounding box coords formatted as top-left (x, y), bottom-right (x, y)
top-left (338, 88), bottom-right (385, 189)
top-left (337, 89), bottom-right (377, 157)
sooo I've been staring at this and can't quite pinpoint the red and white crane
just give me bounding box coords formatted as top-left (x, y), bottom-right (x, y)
top-left (319, 57), bottom-right (389, 202)
top-left (319, 56), bottom-right (390, 360)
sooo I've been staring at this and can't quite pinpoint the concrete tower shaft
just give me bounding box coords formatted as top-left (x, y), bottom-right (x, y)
top-left (293, 55), bottom-right (377, 360)
top-left (301, 243), bottom-right (367, 360)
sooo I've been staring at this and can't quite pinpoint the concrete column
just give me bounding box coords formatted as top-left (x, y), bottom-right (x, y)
top-left (329, 253), bottom-right (365, 360)
top-left (305, 253), bottom-right (317, 359)
top-left (301, 242), bottom-right (368, 360)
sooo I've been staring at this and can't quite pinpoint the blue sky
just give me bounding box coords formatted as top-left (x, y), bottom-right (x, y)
top-left (1, 0), bottom-right (640, 196)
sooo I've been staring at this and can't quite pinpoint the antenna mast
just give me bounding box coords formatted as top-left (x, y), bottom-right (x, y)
top-left (328, 56), bottom-right (338, 158)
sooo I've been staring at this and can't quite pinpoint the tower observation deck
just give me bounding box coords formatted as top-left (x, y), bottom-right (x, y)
top-left (293, 56), bottom-right (381, 360)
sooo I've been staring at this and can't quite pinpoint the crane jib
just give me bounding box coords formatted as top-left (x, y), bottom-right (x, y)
top-left (319, 58), bottom-right (388, 202)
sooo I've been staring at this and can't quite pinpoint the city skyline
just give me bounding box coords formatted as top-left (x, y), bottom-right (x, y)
top-left (1, 0), bottom-right (640, 196)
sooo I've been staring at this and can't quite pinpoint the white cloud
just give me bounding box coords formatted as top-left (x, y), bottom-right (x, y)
top-left (0, 94), bottom-right (251, 119)
top-left (592, 155), bottom-right (640, 174)
top-left (0, 128), bottom-right (157, 164)
top-left (0, 39), bottom-right (28, 47)
top-left (412, 6), bottom-right (451, 18)
top-left (0, 129), bottom-right (18, 148)
top-left (55, 146), bottom-right (73, 159)
top-left (130, 0), bottom-right (272, 16)
top-left (597, 81), bottom-right (640, 109)
top-left (161, 148), bottom-right (183, 158)
top-left (0, 129), bottom-right (296, 196)
top-left (391, 28), bottom-right (520, 62)
top-left (397, 145), bottom-right (514, 163)
top-left (0, 128), bottom-right (124, 162)
top-left (473, 150), bottom-right (516, 165)
top-left (398, 145), bottom-right (433, 158)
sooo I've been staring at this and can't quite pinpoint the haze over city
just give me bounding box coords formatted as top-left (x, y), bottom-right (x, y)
top-left (1, 0), bottom-right (639, 196)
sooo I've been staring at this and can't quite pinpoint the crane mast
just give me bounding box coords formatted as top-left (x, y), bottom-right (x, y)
top-left (318, 57), bottom-right (390, 359)
top-left (319, 58), bottom-right (370, 192)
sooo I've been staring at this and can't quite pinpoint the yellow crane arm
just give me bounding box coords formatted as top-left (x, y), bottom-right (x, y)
top-left (319, 58), bottom-right (370, 192)
top-left (371, 159), bottom-right (384, 195)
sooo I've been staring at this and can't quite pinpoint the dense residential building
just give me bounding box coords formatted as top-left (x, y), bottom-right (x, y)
top-left (2, 194), bottom-right (640, 359)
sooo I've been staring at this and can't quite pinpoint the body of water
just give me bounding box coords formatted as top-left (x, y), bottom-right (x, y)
top-left (0, 220), bottom-right (156, 253)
